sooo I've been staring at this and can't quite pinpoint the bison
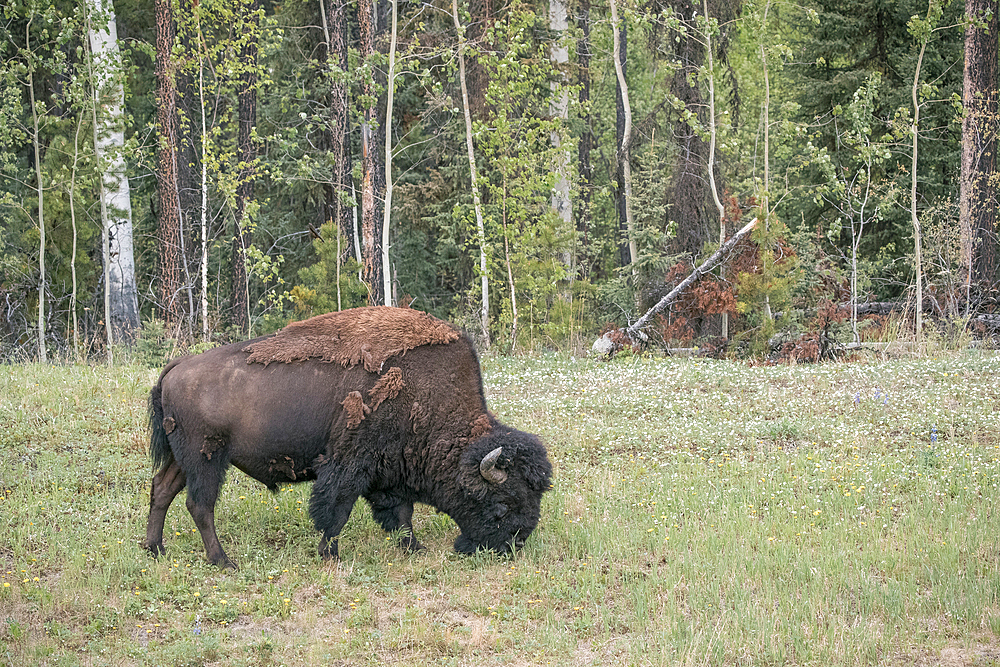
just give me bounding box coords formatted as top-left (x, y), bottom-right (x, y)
top-left (143, 306), bottom-right (552, 568)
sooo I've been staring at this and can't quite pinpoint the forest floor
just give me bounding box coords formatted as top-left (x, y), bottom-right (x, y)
top-left (1, 350), bottom-right (999, 666)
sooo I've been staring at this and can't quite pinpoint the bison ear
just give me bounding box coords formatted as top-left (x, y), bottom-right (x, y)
top-left (479, 447), bottom-right (508, 485)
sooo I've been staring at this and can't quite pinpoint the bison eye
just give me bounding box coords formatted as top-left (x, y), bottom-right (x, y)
top-left (494, 503), bottom-right (509, 519)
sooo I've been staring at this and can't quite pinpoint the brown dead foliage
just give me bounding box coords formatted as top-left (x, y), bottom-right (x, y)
top-left (243, 306), bottom-right (460, 372)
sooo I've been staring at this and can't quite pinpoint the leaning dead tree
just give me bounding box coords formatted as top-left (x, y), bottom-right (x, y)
top-left (593, 218), bottom-right (758, 355)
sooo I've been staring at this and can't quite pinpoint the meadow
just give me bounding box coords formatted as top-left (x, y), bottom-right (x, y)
top-left (1, 350), bottom-right (999, 666)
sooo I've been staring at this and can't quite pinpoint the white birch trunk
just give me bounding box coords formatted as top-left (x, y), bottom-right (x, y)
top-left (88, 0), bottom-right (139, 345)
top-left (703, 0), bottom-right (727, 338)
top-left (382, 0), bottom-right (397, 305)
top-left (609, 0), bottom-right (637, 269)
top-left (28, 63), bottom-right (46, 362)
top-left (452, 0), bottom-right (490, 346)
top-left (198, 30), bottom-right (210, 339)
top-left (911, 39), bottom-right (927, 338)
top-left (549, 0), bottom-right (572, 269)
top-left (70, 112), bottom-right (83, 359)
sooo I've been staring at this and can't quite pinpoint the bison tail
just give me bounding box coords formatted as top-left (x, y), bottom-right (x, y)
top-left (148, 384), bottom-right (171, 471)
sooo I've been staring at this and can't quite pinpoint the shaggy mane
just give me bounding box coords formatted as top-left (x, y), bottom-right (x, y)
top-left (243, 306), bottom-right (460, 372)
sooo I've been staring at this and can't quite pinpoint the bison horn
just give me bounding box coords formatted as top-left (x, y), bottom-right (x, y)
top-left (480, 447), bottom-right (508, 485)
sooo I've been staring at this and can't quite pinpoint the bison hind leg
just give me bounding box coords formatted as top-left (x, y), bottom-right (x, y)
top-left (144, 455), bottom-right (187, 558)
top-left (182, 449), bottom-right (236, 569)
top-left (366, 491), bottom-right (425, 553)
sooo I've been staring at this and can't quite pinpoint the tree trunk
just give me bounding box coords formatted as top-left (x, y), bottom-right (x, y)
top-left (612, 10), bottom-right (632, 268)
top-left (196, 17), bottom-right (210, 339)
top-left (576, 0), bottom-right (593, 275)
top-left (452, 0), bottom-right (490, 346)
top-left (465, 0), bottom-right (493, 119)
top-left (668, 0), bottom-right (711, 259)
top-left (960, 0), bottom-right (999, 295)
top-left (359, 0), bottom-right (384, 305)
top-left (911, 38), bottom-right (927, 337)
top-left (759, 0), bottom-right (772, 323)
top-left (69, 112), bottom-right (82, 359)
top-left (231, 0), bottom-right (259, 335)
top-left (155, 0), bottom-right (183, 329)
top-left (702, 0), bottom-right (727, 338)
top-left (381, 0), bottom-right (398, 305)
top-left (611, 0), bottom-right (636, 271)
top-left (502, 180), bottom-right (517, 349)
top-left (88, 0), bottom-right (140, 345)
top-left (321, 0), bottom-right (355, 262)
top-left (27, 53), bottom-right (46, 362)
top-left (550, 0), bottom-right (572, 270)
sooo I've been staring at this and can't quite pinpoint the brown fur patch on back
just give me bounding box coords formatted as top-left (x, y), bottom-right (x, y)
top-left (368, 367), bottom-right (404, 413)
top-left (469, 413), bottom-right (492, 439)
top-left (242, 306), bottom-right (460, 372)
top-left (342, 391), bottom-right (371, 429)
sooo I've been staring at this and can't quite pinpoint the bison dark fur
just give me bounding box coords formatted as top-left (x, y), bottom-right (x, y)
top-left (143, 308), bottom-right (552, 568)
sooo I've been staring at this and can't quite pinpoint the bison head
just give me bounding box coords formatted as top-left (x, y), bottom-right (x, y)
top-left (453, 425), bottom-right (552, 554)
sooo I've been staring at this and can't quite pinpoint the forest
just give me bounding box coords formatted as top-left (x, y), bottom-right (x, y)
top-left (1, 0), bottom-right (998, 361)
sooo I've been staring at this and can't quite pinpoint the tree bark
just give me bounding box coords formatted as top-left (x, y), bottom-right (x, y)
top-left (668, 0), bottom-right (711, 258)
top-left (702, 0), bottom-right (727, 338)
top-left (359, 0), bottom-right (384, 305)
top-left (610, 0), bottom-right (637, 270)
top-left (576, 0), bottom-right (593, 275)
top-left (960, 0), bottom-right (999, 294)
top-left (69, 111), bottom-right (82, 358)
top-left (759, 0), bottom-right (772, 322)
top-left (321, 0), bottom-right (355, 261)
top-left (155, 0), bottom-right (183, 329)
top-left (611, 8), bottom-right (635, 267)
top-left (27, 43), bottom-right (46, 362)
top-left (231, 0), bottom-right (259, 335)
top-left (195, 16), bottom-right (210, 339)
top-left (911, 38), bottom-right (927, 337)
top-left (88, 0), bottom-right (140, 345)
top-left (550, 0), bottom-right (572, 270)
top-left (453, 0), bottom-right (490, 346)
top-left (381, 0), bottom-right (397, 305)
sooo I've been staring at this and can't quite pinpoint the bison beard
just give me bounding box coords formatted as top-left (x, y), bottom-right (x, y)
top-left (143, 307), bottom-right (552, 568)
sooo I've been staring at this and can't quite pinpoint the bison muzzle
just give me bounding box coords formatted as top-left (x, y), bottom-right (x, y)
top-left (143, 306), bottom-right (552, 568)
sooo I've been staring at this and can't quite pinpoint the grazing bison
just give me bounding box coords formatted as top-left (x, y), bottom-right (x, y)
top-left (143, 306), bottom-right (552, 568)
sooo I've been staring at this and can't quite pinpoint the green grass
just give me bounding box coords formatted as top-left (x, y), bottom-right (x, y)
top-left (1, 352), bottom-right (999, 665)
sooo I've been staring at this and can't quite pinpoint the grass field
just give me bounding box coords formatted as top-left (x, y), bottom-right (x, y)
top-left (1, 351), bottom-right (999, 666)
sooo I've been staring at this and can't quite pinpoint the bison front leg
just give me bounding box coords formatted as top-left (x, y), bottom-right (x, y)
top-left (366, 492), bottom-right (425, 553)
top-left (144, 457), bottom-right (187, 558)
top-left (309, 460), bottom-right (362, 560)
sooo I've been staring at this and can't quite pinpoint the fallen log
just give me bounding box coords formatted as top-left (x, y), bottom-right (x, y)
top-left (592, 217), bottom-right (757, 356)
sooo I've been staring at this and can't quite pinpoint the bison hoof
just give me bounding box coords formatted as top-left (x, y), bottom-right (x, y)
top-left (400, 535), bottom-right (425, 553)
top-left (144, 542), bottom-right (166, 558)
top-left (208, 554), bottom-right (237, 570)
top-left (318, 540), bottom-right (340, 561)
